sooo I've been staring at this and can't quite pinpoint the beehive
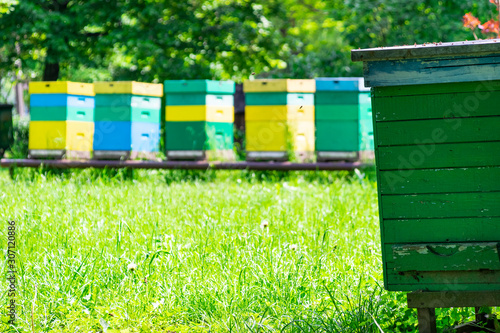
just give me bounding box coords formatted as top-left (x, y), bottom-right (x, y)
top-left (243, 79), bottom-right (316, 161)
top-left (28, 81), bottom-right (95, 159)
top-left (164, 80), bottom-right (235, 160)
top-left (352, 40), bottom-right (500, 292)
top-left (315, 78), bottom-right (373, 161)
top-left (93, 81), bottom-right (163, 159)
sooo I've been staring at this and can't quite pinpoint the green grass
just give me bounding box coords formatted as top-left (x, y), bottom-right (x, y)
top-left (0, 169), bottom-right (482, 332)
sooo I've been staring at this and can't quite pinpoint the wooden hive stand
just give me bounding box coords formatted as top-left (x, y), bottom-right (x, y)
top-left (408, 291), bottom-right (500, 332)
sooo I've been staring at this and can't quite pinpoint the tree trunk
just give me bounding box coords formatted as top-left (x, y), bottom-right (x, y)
top-left (43, 46), bottom-right (60, 81)
top-left (15, 83), bottom-right (26, 117)
top-left (43, 62), bottom-right (60, 81)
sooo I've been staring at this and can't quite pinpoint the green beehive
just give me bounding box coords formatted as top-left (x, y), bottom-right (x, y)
top-left (164, 80), bottom-right (235, 160)
top-left (352, 40), bottom-right (500, 293)
top-left (315, 78), bottom-right (373, 161)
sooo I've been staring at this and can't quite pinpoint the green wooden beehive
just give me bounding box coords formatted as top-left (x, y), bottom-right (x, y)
top-left (315, 78), bottom-right (374, 161)
top-left (164, 80), bottom-right (236, 160)
top-left (352, 40), bottom-right (500, 292)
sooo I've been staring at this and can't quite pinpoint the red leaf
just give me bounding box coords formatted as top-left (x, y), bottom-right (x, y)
top-left (463, 13), bottom-right (481, 28)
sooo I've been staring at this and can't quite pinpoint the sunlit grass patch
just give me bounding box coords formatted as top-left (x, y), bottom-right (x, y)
top-left (0, 169), bottom-right (479, 332)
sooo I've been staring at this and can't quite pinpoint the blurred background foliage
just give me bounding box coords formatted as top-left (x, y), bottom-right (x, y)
top-left (0, 0), bottom-right (497, 84)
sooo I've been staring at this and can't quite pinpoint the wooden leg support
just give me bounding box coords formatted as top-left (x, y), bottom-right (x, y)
top-left (408, 292), bottom-right (500, 333)
top-left (417, 308), bottom-right (437, 333)
top-left (475, 307), bottom-right (483, 323)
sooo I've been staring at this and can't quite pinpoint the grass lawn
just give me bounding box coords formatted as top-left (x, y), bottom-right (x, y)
top-left (0, 169), bottom-right (478, 332)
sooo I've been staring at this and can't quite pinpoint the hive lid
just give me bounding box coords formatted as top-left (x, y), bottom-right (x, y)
top-left (243, 79), bottom-right (316, 93)
top-left (164, 80), bottom-right (235, 94)
top-left (351, 40), bottom-right (500, 87)
top-left (29, 81), bottom-right (94, 96)
top-left (351, 39), bottom-right (500, 62)
top-left (94, 81), bottom-right (163, 97)
top-left (315, 77), bottom-right (369, 92)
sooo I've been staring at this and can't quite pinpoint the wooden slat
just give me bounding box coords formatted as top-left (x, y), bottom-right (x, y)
top-left (381, 192), bottom-right (500, 219)
top-left (417, 308), bottom-right (437, 333)
top-left (372, 91), bottom-right (500, 122)
top-left (372, 80), bottom-right (500, 97)
top-left (389, 270), bottom-right (500, 288)
top-left (377, 117), bottom-right (500, 147)
top-left (0, 159), bottom-right (371, 171)
top-left (351, 40), bottom-right (500, 63)
top-left (379, 167), bottom-right (500, 195)
top-left (407, 291), bottom-right (500, 308)
top-left (383, 217), bottom-right (500, 243)
top-left (378, 142), bottom-right (500, 170)
top-left (386, 242), bottom-right (500, 272)
top-left (389, 283), bottom-right (500, 292)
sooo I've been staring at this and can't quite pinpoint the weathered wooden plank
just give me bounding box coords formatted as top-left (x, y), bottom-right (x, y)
top-left (378, 142), bottom-right (500, 171)
top-left (376, 117), bottom-right (500, 147)
top-left (386, 242), bottom-right (500, 272)
top-left (389, 269), bottom-right (500, 287)
top-left (379, 167), bottom-right (500, 195)
top-left (417, 308), bottom-right (437, 333)
top-left (351, 39), bottom-right (500, 63)
top-left (383, 217), bottom-right (500, 243)
top-left (389, 283), bottom-right (500, 292)
top-left (381, 192), bottom-right (500, 219)
top-left (364, 56), bottom-right (500, 87)
top-left (372, 80), bottom-right (500, 97)
top-left (372, 91), bottom-right (500, 122)
top-left (407, 290), bottom-right (500, 308)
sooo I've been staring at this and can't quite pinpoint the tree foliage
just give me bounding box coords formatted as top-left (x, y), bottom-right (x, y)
top-left (0, 0), bottom-right (17, 15)
top-left (0, 0), bottom-right (496, 84)
top-left (111, 0), bottom-right (284, 81)
top-left (0, 0), bottom-right (126, 81)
